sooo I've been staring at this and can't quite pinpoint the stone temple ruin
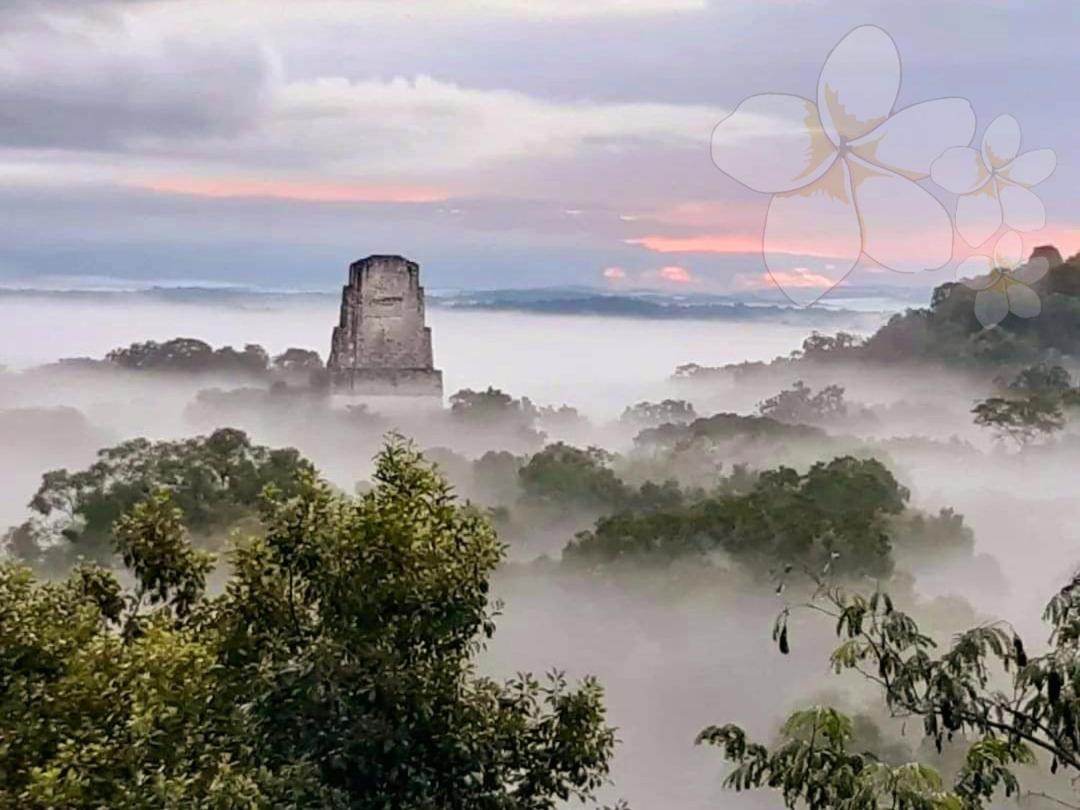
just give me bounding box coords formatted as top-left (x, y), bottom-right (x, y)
top-left (327, 255), bottom-right (443, 397)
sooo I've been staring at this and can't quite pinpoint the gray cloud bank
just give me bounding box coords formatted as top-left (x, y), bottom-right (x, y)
top-left (0, 0), bottom-right (1075, 290)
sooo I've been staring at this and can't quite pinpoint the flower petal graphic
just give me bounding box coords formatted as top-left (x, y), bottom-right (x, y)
top-left (763, 159), bottom-right (861, 305)
top-left (711, 94), bottom-right (835, 193)
top-left (848, 157), bottom-right (953, 272)
top-left (1014, 256), bottom-right (1050, 286)
top-left (930, 146), bottom-right (988, 194)
top-left (981, 114), bottom-right (1021, 169)
top-left (817, 25), bottom-right (900, 145)
top-left (955, 184), bottom-right (1002, 246)
top-left (998, 180), bottom-right (1046, 232)
top-left (1001, 148), bottom-right (1056, 187)
top-left (956, 254), bottom-right (997, 291)
top-left (974, 288), bottom-right (1009, 328)
top-left (1006, 281), bottom-right (1041, 318)
top-left (850, 98), bottom-right (975, 179)
top-left (993, 230), bottom-right (1024, 268)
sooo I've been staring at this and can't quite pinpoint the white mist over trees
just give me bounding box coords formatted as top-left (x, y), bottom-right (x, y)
top-left (2, 260), bottom-right (1080, 808)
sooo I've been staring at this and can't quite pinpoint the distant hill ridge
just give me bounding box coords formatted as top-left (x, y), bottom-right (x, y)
top-left (677, 245), bottom-right (1080, 378)
top-left (0, 283), bottom-right (896, 326)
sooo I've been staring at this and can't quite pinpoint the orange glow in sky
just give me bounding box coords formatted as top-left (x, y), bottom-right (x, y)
top-left (133, 177), bottom-right (451, 204)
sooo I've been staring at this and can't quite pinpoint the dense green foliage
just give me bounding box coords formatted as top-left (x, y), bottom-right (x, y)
top-left (706, 571), bottom-right (1080, 809)
top-left (799, 331), bottom-right (867, 360)
top-left (623, 411), bottom-right (840, 489)
top-left (700, 706), bottom-right (1029, 810)
top-left (104, 338), bottom-right (323, 378)
top-left (676, 252), bottom-right (1080, 383)
top-left (107, 338), bottom-right (271, 375)
top-left (972, 364), bottom-right (1080, 445)
top-left (518, 442), bottom-right (686, 517)
top-left (1004, 363), bottom-right (1075, 397)
top-left (448, 387), bottom-right (545, 447)
top-left (0, 439), bottom-right (615, 808)
top-left (635, 412), bottom-right (828, 448)
top-left (566, 456), bottom-right (908, 577)
top-left (972, 395), bottom-right (1064, 446)
top-left (270, 347), bottom-right (324, 374)
top-left (5, 428), bottom-right (312, 568)
top-left (861, 257), bottom-right (1080, 365)
top-left (519, 443), bottom-right (628, 511)
top-left (758, 380), bottom-right (848, 424)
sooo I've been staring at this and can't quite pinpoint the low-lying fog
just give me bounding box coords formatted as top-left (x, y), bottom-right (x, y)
top-left (0, 294), bottom-right (820, 417)
top-left (3, 291), bottom-right (1079, 809)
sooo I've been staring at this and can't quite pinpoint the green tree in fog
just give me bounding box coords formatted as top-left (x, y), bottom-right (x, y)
top-left (6, 428), bottom-right (311, 569)
top-left (566, 456), bottom-right (907, 578)
top-left (107, 337), bottom-right (270, 376)
top-left (271, 347), bottom-right (324, 373)
top-left (972, 395), bottom-right (1064, 447)
top-left (1005, 363), bottom-right (1073, 397)
top-left (448, 386), bottom-right (545, 448)
top-left (519, 442), bottom-right (629, 511)
top-left (758, 380), bottom-right (848, 425)
top-left (0, 437), bottom-right (615, 808)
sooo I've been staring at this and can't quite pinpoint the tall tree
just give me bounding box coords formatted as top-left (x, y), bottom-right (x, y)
top-left (0, 437), bottom-right (616, 808)
top-left (7, 428), bottom-right (311, 569)
top-left (972, 395), bottom-right (1064, 447)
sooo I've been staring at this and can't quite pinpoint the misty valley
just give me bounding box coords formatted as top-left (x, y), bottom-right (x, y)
top-left (3, 251), bottom-right (1080, 809)
top-left (6, 0), bottom-right (1080, 806)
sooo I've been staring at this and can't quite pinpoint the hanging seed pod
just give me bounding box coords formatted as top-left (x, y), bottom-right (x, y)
top-left (1049, 670), bottom-right (1064, 704)
top-left (1013, 636), bottom-right (1028, 667)
top-left (941, 701), bottom-right (960, 731)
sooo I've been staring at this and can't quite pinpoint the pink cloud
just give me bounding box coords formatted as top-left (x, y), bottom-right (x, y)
top-left (658, 265), bottom-right (693, 284)
top-left (602, 266), bottom-right (627, 280)
top-left (132, 176), bottom-right (451, 204)
top-left (628, 232), bottom-right (863, 258)
top-left (627, 225), bottom-right (981, 265)
top-left (626, 234), bottom-right (764, 254)
top-left (738, 269), bottom-right (836, 290)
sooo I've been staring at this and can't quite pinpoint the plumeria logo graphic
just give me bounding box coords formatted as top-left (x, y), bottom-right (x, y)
top-left (711, 25), bottom-right (973, 305)
top-left (931, 114), bottom-right (1056, 246)
top-left (956, 230), bottom-right (1050, 328)
top-left (710, 25), bottom-right (1055, 316)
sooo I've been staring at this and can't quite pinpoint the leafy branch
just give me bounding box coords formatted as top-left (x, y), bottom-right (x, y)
top-left (703, 570), bottom-right (1080, 808)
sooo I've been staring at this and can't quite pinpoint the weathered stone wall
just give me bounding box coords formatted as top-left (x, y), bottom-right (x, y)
top-left (328, 255), bottom-right (443, 396)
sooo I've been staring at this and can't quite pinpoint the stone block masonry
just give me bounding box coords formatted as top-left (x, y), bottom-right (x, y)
top-left (327, 255), bottom-right (443, 396)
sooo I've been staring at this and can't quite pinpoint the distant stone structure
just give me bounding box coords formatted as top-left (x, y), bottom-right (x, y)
top-left (328, 255), bottom-right (443, 396)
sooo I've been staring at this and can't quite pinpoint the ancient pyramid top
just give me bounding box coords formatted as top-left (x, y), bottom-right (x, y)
top-left (350, 254), bottom-right (416, 267)
top-left (327, 254), bottom-right (443, 397)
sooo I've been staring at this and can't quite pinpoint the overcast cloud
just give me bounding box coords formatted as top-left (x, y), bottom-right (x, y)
top-left (0, 0), bottom-right (1075, 292)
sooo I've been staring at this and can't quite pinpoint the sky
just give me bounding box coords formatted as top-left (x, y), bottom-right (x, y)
top-left (0, 0), bottom-right (1077, 295)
